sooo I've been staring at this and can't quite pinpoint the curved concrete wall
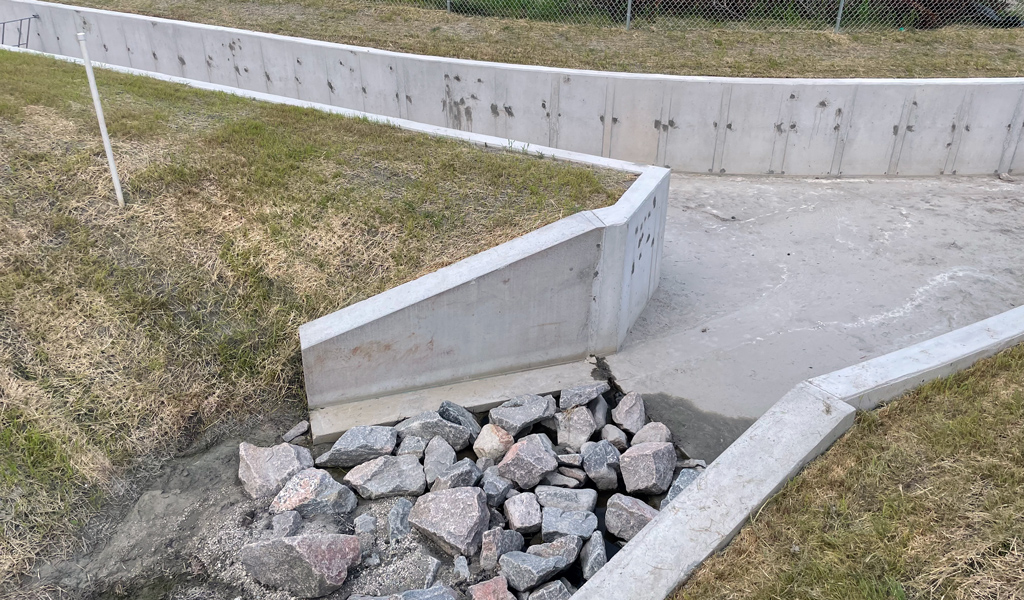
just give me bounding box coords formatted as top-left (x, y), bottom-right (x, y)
top-left (4, 0), bottom-right (1024, 176)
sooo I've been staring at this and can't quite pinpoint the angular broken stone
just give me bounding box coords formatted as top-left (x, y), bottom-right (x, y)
top-left (488, 394), bottom-right (556, 437)
top-left (600, 424), bottom-right (629, 452)
top-left (529, 580), bottom-right (573, 600)
top-left (396, 411), bottom-right (473, 451)
top-left (526, 534), bottom-right (582, 567)
top-left (432, 458), bottom-right (483, 492)
top-left (620, 442), bottom-right (675, 495)
top-left (282, 420), bottom-right (310, 443)
top-left (521, 432), bottom-right (556, 454)
top-left (454, 555), bottom-right (471, 581)
top-left (497, 437), bottom-right (558, 490)
top-left (344, 455), bottom-right (426, 499)
top-left (611, 391), bottom-right (646, 434)
top-left (409, 487), bottom-right (490, 556)
top-left (239, 533), bottom-right (360, 598)
top-left (480, 527), bottom-right (525, 570)
top-left (474, 424), bottom-right (515, 462)
top-left (535, 486), bottom-right (597, 512)
top-left (605, 493), bottom-right (659, 542)
top-left (580, 530), bottom-right (607, 580)
top-left (541, 507), bottom-right (597, 542)
top-left (503, 492), bottom-right (542, 534)
top-left (557, 407), bottom-right (597, 452)
top-left (424, 556), bottom-right (442, 588)
top-left (401, 584), bottom-right (458, 600)
top-left (423, 436), bottom-right (457, 486)
top-left (481, 468), bottom-right (514, 507)
top-left (477, 457), bottom-right (495, 471)
top-left (589, 394), bottom-right (609, 431)
top-left (238, 442), bottom-right (314, 499)
top-left (631, 421), bottom-right (672, 445)
top-left (489, 507), bottom-right (508, 529)
top-left (398, 435), bottom-right (428, 458)
top-left (556, 453), bottom-right (583, 468)
top-left (315, 425), bottom-right (398, 468)
top-left (271, 468), bottom-right (358, 517)
top-left (661, 467), bottom-right (703, 509)
top-left (468, 575), bottom-right (516, 600)
top-left (580, 440), bottom-right (621, 490)
top-left (355, 513), bottom-right (377, 557)
top-left (557, 467), bottom-right (587, 485)
top-left (438, 400), bottom-right (482, 439)
top-left (271, 511), bottom-right (302, 538)
top-left (679, 458), bottom-right (707, 469)
top-left (498, 551), bottom-right (565, 592)
top-left (558, 382), bottom-right (610, 410)
top-left (388, 497), bottom-right (414, 541)
top-left (539, 471), bottom-right (582, 488)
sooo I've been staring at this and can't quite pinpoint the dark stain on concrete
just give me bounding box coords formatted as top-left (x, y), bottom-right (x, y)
top-left (643, 392), bottom-right (755, 462)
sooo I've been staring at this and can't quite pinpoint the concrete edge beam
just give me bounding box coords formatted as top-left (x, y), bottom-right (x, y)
top-left (807, 304), bottom-right (1024, 410)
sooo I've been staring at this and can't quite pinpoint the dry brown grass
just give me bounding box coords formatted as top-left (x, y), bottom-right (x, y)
top-left (69, 0), bottom-right (1024, 78)
top-left (675, 344), bottom-right (1024, 600)
top-left (0, 50), bottom-right (632, 587)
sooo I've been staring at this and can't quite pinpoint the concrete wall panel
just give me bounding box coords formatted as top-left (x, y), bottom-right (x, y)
top-left (6, 0), bottom-right (1024, 177)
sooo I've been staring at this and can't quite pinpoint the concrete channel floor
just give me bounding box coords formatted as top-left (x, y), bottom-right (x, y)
top-left (608, 174), bottom-right (1024, 462)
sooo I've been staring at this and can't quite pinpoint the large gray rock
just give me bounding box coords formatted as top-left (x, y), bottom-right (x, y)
top-left (611, 391), bottom-right (646, 434)
top-left (631, 421), bottom-right (672, 445)
top-left (271, 511), bottom-right (302, 538)
top-left (539, 471), bottom-right (582, 489)
top-left (605, 493), bottom-right (659, 542)
top-left (503, 492), bottom-right (542, 534)
top-left (557, 467), bottom-right (587, 485)
top-left (498, 552), bottom-right (565, 592)
top-left (423, 436), bottom-right (457, 486)
top-left (557, 382), bottom-right (610, 410)
top-left (354, 513), bottom-right (377, 557)
top-left (400, 585), bottom-right (459, 600)
top-left (432, 458), bottom-right (482, 491)
top-left (396, 411), bottom-right (473, 451)
top-left (534, 486), bottom-right (597, 512)
top-left (489, 395), bottom-right (556, 437)
top-left (529, 580), bottom-right (572, 600)
top-left (344, 455), bottom-right (426, 499)
top-left (315, 426), bottom-right (397, 468)
top-left (589, 394), bottom-right (609, 431)
top-left (409, 487), bottom-right (490, 556)
top-left (271, 468), bottom-right (357, 517)
top-left (541, 507), bottom-right (597, 542)
top-left (238, 442), bottom-right (313, 499)
top-left (397, 435), bottom-right (428, 458)
top-left (388, 498), bottom-right (414, 541)
top-left (438, 400), bottom-right (482, 439)
top-left (239, 534), bottom-right (360, 598)
top-left (474, 424), bottom-right (515, 462)
top-left (579, 530), bottom-right (606, 580)
top-left (600, 424), bottom-right (629, 452)
top-left (526, 535), bottom-right (582, 567)
top-left (556, 454), bottom-right (583, 468)
top-left (580, 440), bottom-right (620, 490)
top-left (481, 468), bottom-right (514, 507)
top-left (556, 407), bottom-right (597, 452)
top-left (480, 527), bottom-right (525, 570)
top-left (497, 437), bottom-right (558, 490)
top-left (620, 442), bottom-right (675, 495)
top-left (661, 467), bottom-right (703, 509)
top-left (468, 575), bottom-right (516, 600)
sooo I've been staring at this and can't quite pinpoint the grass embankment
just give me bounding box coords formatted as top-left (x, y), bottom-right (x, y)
top-left (0, 50), bottom-right (631, 586)
top-left (72, 0), bottom-right (1024, 78)
top-left (675, 344), bottom-right (1024, 600)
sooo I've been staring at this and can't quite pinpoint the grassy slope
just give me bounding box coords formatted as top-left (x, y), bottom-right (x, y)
top-left (71, 0), bottom-right (1024, 78)
top-left (0, 50), bottom-right (631, 585)
top-left (675, 344), bottom-right (1024, 600)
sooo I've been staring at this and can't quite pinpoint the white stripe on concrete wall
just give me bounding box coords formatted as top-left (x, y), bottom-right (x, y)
top-left (4, 0), bottom-right (1024, 176)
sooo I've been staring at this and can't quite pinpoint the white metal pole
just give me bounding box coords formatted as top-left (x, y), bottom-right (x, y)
top-left (76, 31), bottom-right (125, 208)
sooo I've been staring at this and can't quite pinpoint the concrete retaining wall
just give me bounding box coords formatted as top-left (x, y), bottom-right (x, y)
top-left (4, 0), bottom-right (1024, 176)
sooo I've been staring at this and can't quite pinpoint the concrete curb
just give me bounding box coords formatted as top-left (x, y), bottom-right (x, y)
top-left (4, 0), bottom-right (1024, 176)
top-left (573, 304), bottom-right (1024, 600)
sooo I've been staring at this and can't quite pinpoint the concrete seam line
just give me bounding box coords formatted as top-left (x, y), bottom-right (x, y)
top-left (574, 304), bottom-right (1024, 600)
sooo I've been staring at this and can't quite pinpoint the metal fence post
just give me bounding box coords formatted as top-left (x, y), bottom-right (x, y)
top-left (446, 0), bottom-right (451, 12)
top-left (834, 0), bottom-right (846, 32)
top-left (626, 0), bottom-right (633, 29)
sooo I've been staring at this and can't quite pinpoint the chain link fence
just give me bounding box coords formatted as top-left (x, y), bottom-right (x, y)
top-left (385, 0), bottom-right (1024, 30)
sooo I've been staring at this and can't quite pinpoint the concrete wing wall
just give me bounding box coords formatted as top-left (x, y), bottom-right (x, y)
top-left (6, 0), bottom-right (1024, 176)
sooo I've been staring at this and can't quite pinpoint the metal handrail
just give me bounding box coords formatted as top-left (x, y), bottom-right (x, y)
top-left (0, 15), bottom-right (38, 49)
